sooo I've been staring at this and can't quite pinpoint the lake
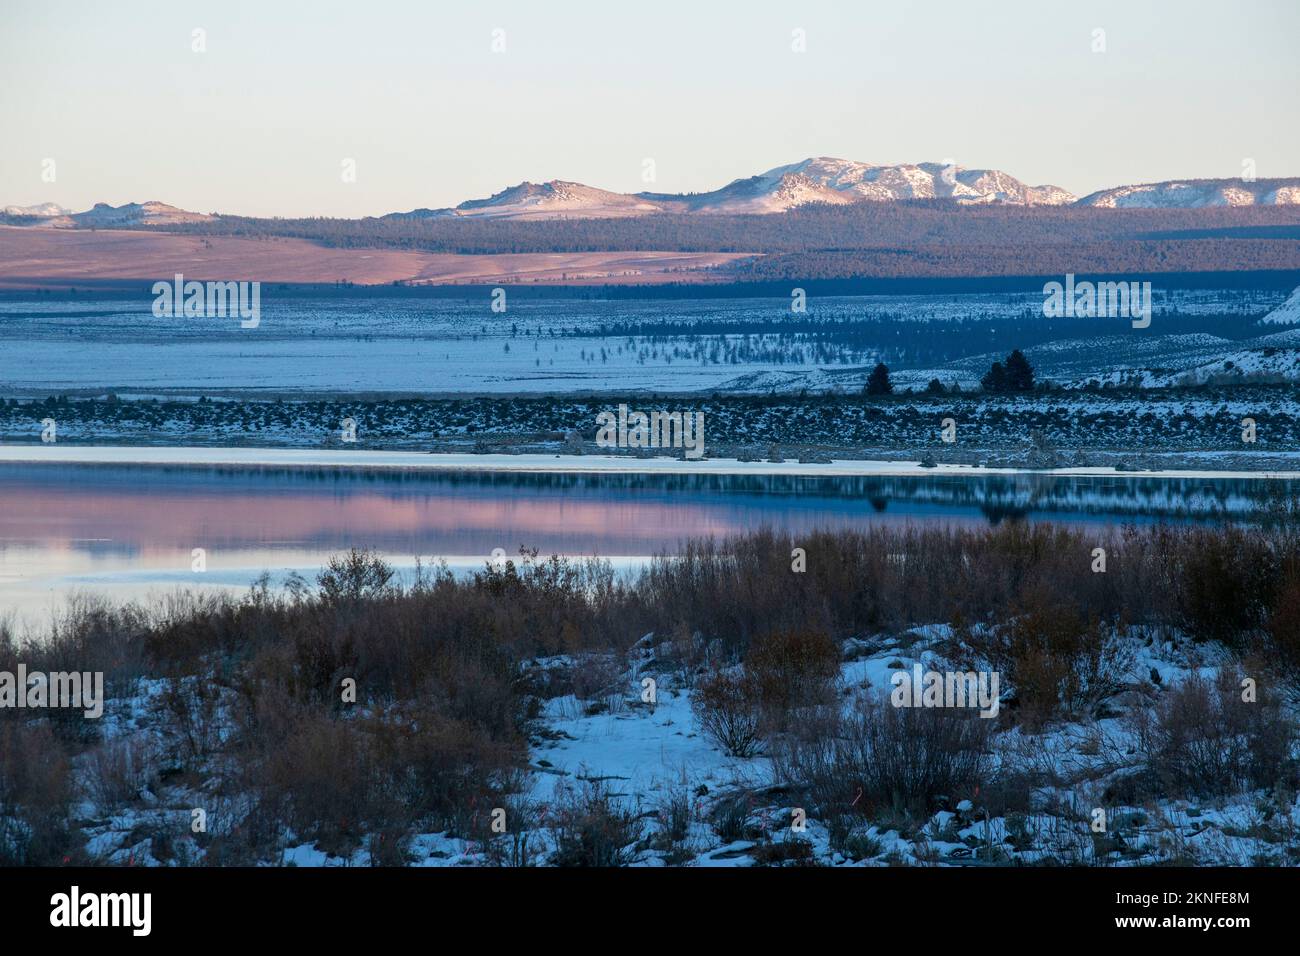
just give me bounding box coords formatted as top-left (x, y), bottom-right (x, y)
top-left (0, 459), bottom-right (1288, 632)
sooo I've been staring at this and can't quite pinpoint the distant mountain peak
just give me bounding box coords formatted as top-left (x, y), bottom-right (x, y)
top-left (383, 157), bottom-right (1082, 222)
top-left (2, 201), bottom-right (71, 218)
top-left (74, 201), bottom-right (212, 225)
top-left (650, 157), bottom-right (1078, 215)
top-left (1077, 177), bottom-right (1300, 208)
top-left (10, 164), bottom-right (1300, 231)
top-left (1, 200), bottom-right (212, 228)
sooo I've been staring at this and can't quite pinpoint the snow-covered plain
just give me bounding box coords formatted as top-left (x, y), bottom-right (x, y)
top-left (1, 288), bottom-right (1291, 395)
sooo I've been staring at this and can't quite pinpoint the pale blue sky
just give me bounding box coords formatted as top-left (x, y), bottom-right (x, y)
top-left (2, 0), bottom-right (1297, 217)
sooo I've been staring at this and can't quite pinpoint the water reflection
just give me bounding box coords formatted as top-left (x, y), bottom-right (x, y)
top-left (0, 462), bottom-right (1291, 627)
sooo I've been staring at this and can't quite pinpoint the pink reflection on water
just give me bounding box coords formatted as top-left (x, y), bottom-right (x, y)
top-left (0, 478), bottom-right (893, 559)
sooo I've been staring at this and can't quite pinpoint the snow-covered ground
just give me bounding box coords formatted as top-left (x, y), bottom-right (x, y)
top-left (1, 288), bottom-right (1292, 396)
top-left (6, 444), bottom-right (1300, 480)
top-left (63, 624), bottom-right (1300, 868)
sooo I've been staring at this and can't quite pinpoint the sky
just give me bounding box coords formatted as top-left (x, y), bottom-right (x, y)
top-left (2, 0), bottom-right (1298, 218)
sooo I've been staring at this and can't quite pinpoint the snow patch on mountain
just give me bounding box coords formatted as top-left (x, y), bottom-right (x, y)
top-left (71, 201), bottom-right (213, 227)
top-left (2, 202), bottom-right (70, 217)
top-left (673, 157), bottom-right (1076, 213)
top-left (387, 157), bottom-right (1080, 221)
top-left (453, 181), bottom-right (665, 220)
top-left (389, 180), bottom-right (667, 221)
top-left (1078, 178), bottom-right (1300, 208)
top-left (1, 201), bottom-right (212, 228)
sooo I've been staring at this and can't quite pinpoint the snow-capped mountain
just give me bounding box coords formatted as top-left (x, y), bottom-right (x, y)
top-left (9, 164), bottom-right (1300, 229)
top-left (388, 180), bottom-right (665, 221)
top-left (384, 157), bottom-right (1078, 221)
top-left (2, 202), bottom-right (71, 217)
top-left (652, 157), bottom-right (1077, 213)
top-left (386, 161), bottom-right (1300, 221)
top-left (1077, 178), bottom-right (1300, 208)
top-left (1, 200), bottom-right (212, 228)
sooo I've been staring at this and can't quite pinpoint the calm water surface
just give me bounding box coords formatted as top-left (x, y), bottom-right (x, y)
top-left (0, 462), bottom-right (1288, 631)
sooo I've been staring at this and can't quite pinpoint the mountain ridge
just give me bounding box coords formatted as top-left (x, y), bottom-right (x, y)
top-left (387, 157), bottom-right (1080, 220)
top-left (6, 160), bottom-right (1300, 226)
top-left (0, 200), bottom-right (214, 228)
top-left (1078, 177), bottom-right (1300, 209)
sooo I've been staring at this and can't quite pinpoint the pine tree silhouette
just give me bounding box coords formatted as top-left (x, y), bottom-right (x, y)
top-left (865, 362), bottom-right (893, 395)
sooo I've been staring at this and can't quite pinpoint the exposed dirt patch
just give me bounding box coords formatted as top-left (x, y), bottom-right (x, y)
top-left (0, 226), bottom-right (755, 288)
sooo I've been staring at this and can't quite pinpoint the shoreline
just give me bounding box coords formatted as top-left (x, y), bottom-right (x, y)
top-left (3, 443), bottom-right (1299, 481)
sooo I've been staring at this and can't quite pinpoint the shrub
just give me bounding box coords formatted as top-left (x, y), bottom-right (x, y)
top-left (84, 736), bottom-right (157, 811)
top-left (549, 780), bottom-right (642, 867)
top-left (710, 791), bottom-right (754, 843)
top-left (773, 698), bottom-right (991, 823)
top-left (692, 669), bottom-right (762, 757)
top-left (255, 712), bottom-right (372, 857)
top-left (1265, 561), bottom-right (1300, 698)
top-left (0, 722), bottom-right (74, 865)
top-left (7, 521), bottom-right (1299, 866)
top-left (366, 827), bottom-right (413, 867)
top-left (960, 594), bottom-right (1133, 727)
top-left (369, 705), bottom-right (522, 831)
top-left (744, 628), bottom-right (841, 731)
top-left (1130, 670), bottom-right (1296, 797)
top-left (752, 836), bottom-right (816, 866)
top-left (569, 652), bottom-right (624, 711)
top-left (1170, 526), bottom-right (1279, 645)
top-left (635, 522), bottom-right (1147, 650)
top-left (317, 549), bottom-right (395, 607)
top-left (155, 676), bottom-right (225, 765)
top-left (842, 828), bottom-right (884, 861)
top-left (748, 629), bottom-right (837, 712)
top-left (244, 696), bottom-right (523, 860)
top-left (476, 793), bottom-right (542, 867)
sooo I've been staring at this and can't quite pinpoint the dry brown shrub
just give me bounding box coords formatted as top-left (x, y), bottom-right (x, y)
top-left (745, 627), bottom-right (841, 731)
top-left (0, 721), bottom-right (74, 865)
top-left (771, 698), bottom-right (992, 824)
top-left (961, 591), bottom-right (1134, 727)
top-left (692, 669), bottom-right (762, 757)
top-left (1129, 669), bottom-right (1296, 797)
top-left (1265, 560), bottom-right (1300, 698)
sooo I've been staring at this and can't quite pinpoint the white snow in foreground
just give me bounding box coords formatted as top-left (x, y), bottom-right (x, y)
top-left (529, 680), bottom-right (755, 810)
top-left (58, 623), bottom-right (1300, 868)
top-left (4, 443), bottom-right (1300, 480)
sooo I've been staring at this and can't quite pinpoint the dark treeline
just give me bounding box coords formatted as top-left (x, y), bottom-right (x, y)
top-left (577, 310), bottom-right (1270, 362)
top-left (728, 240), bottom-right (1300, 280)
top-left (6, 272), bottom-right (1297, 301)
top-left (96, 201), bottom-right (1300, 280)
